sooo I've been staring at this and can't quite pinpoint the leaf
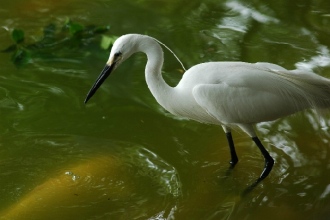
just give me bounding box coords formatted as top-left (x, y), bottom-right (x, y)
top-left (93, 25), bottom-right (111, 34)
top-left (70, 23), bottom-right (84, 35)
top-left (12, 29), bottom-right (25, 44)
top-left (4, 19), bottom-right (113, 67)
top-left (43, 23), bottom-right (57, 39)
top-left (63, 20), bottom-right (85, 36)
top-left (100, 35), bottom-right (118, 50)
top-left (11, 48), bottom-right (32, 67)
top-left (29, 23), bottom-right (58, 49)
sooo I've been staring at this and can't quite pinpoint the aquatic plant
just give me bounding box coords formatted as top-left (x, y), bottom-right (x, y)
top-left (2, 19), bottom-right (116, 67)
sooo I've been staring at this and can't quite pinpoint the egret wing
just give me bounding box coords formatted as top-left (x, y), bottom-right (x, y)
top-left (192, 82), bottom-right (302, 125)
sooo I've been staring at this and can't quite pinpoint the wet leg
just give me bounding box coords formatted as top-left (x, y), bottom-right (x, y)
top-left (226, 132), bottom-right (238, 167)
top-left (242, 136), bottom-right (274, 195)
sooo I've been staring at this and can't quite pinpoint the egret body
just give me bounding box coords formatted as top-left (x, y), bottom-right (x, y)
top-left (85, 34), bottom-right (330, 191)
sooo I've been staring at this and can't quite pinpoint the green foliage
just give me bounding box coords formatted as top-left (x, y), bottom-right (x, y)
top-left (2, 19), bottom-right (114, 68)
top-left (63, 19), bottom-right (85, 36)
top-left (100, 35), bottom-right (118, 50)
top-left (11, 48), bottom-right (32, 67)
top-left (12, 29), bottom-right (25, 44)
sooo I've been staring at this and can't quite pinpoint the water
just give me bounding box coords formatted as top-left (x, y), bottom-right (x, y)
top-left (1, 0), bottom-right (330, 219)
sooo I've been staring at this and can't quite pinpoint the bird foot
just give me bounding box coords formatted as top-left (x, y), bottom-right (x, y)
top-left (241, 157), bottom-right (275, 196)
top-left (259, 157), bottom-right (274, 180)
top-left (229, 158), bottom-right (238, 168)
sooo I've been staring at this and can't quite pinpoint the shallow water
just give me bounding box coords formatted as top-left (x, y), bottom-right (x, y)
top-left (1, 0), bottom-right (330, 219)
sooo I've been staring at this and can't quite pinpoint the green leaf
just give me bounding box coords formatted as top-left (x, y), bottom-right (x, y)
top-left (11, 48), bottom-right (32, 67)
top-left (30, 23), bottom-right (57, 48)
top-left (63, 20), bottom-right (85, 36)
top-left (12, 29), bottom-right (25, 44)
top-left (100, 35), bottom-right (118, 50)
top-left (43, 23), bottom-right (57, 39)
top-left (4, 19), bottom-right (113, 67)
top-left (93, 25), bottom-right (111, 34)
top-left (70, 23), bottom-right (84, 35)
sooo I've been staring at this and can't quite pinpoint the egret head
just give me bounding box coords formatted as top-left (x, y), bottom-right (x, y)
top-left (84, 34), bottom-right (139, 103)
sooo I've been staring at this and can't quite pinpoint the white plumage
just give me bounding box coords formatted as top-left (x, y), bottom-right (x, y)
top-left (85, 34), bottom-right (330, 192)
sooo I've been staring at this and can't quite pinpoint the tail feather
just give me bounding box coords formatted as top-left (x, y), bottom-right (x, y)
top-left (273, 69), bottom-right (330, 109)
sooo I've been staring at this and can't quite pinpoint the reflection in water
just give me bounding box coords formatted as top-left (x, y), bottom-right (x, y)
top-left (296, 44), bottom-right (330, 72)
top-left (225, 1), bottom-right (279, 24)
top-left (258, 120), bottom-right (309, 168)
top-left (320, 184), bottom-right (330, 199)
top-left (251, 112), bottom-right (330, 219)
top-left (127, 147), bottom-right (182, 198)
top-left (34, 63), bottom-right (88, 78)
top-left (0, 134), bottom-right (181, 219)
top-left (1, 0), bottom-right (330, 219)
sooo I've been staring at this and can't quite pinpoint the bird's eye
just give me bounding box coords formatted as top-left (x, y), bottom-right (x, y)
top-left (114, 52), bottom-right (122, 58)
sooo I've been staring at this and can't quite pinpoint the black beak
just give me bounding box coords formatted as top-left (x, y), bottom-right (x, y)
top-left (84, 63), bottom-right (115, 104)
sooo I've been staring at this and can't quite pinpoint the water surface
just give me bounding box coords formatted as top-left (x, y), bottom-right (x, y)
top-left (1, 0), bottom-right (330, 219)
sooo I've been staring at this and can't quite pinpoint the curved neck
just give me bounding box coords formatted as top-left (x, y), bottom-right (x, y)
top-left (137, 36), bottom-right (173, 109)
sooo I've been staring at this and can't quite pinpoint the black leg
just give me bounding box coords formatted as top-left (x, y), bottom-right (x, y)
top-left (226, 132), bottom-right (238, 167)
top-left (242, 137), bottom-right (274, 195)
top-left (252, 137), bottom-right (274, 181)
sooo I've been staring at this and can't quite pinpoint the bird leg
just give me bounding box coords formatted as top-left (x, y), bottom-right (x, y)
top-left (242, 137), bottom-right (274, 195)
top-left (252, 136), bottom-right (274, 181)
top-left (226, 132), bottom-right (238, 167)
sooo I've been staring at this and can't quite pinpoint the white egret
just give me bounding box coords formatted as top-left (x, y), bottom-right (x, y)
top-left (85, 34), bottom-right (330, 191)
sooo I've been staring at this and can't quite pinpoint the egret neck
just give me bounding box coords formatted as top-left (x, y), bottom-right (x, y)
top-left (138, 36), bottom-right (174, 110)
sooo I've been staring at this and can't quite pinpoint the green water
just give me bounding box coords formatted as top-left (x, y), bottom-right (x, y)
top-left (1, 0), bottom-right (330, 219)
